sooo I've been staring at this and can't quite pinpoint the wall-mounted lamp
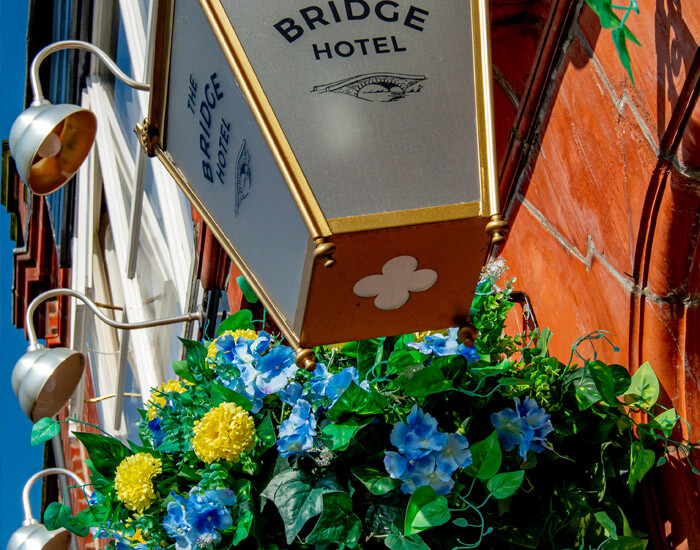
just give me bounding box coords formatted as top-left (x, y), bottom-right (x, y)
top-left (6, 468), bottom-right (86, 550)
top-left (12, 288), bottom-right (203, 422)
top-left (8, 40), bottom-right (150, 195)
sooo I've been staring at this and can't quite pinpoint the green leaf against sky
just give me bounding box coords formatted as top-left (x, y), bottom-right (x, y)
top-left (261, 469), bottom-right (341, 544)
top-left (465, 431), bottom-right (502, 480)
top-left (404, 486), bottom-right (450, 536)
top-left (31, 417), bottom-right (60, 446)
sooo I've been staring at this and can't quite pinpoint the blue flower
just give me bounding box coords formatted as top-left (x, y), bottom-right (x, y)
top-left (162, 488), bottom-right (236, 550)
top-left (491, 396), bottom-right (553, 459)
top-left (148, 416), bottom-right (166, 447)
top-left (256, 346), bottom-right (297, 394)
top-left (433, 433), bottom-right (472, 474)
top-left (408, 455), bottom-right (455, 496)
top-left (407, 327), bottom-right (480, 362)
top-left (390, 405), bottom-right (447, 460)
top-left (277, 399), bottom-right (317, 456)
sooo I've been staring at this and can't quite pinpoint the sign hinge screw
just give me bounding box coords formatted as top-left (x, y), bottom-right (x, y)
top-left (486, 214), bottom-right (509, 245)
top-left (313, 237), bottom-right (337, 268)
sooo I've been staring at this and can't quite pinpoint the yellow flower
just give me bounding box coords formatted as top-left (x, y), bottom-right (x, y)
top-left (114, 453), bottom-right (162, 513)
top-left (192, 402), bottom-right (256, 463)
top-left (147, 379), bottom-right (192, 421)
top-left (125, 529), bottom-right (146, 544)
top-left (207, 329), bottom-right (259, 360)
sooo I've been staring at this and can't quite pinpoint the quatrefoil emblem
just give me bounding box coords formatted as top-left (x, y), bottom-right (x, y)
top-left (353, 256), bottom-right (438, 311)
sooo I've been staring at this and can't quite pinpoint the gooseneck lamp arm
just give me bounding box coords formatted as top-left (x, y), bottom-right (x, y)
top-left (21, 468), bottom-right (86, 526)
top-left (25, 288), bottom-right (204, 351)
top-left (30, 40), bottom-right (150, 104)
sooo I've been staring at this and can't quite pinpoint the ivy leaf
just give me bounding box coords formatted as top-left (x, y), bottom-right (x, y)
top-left (585, 0), bottom-right (617, 28)
top-left (395, 366), bottom-right (452, 397)
top-left (649, 408), bottom-right (679, 438)
top-left (486, 470), bottom-right (525, 500)
top-left (352, 466), bottom-right (401, 495)
top-left (31, 417), bottom-right (61, 446)
top-left (604, 536), bottom-right (647, 549)
top-left (73, 431), bottom-right (131, 477)
top-left (321, 419), bottom-right (368, 451)
top-left (306, 492), bottom-right (362, 547)
top-left (624, 362), bottom-right (659, 410)
top-left (387, 350), bottom-right (424, 374)
top-left (465, 431), bottom-right (502, 480)
top-left (587, 360), bottom-right (617, 406)
top-left (209, 383), bottom-right (253, 411)
top-left (357, 339), bottom-right (382, 379)
top-left (261, 469), bottom-right (340, 544)
top-left (44, 502), bottom-right (71, 531)
top-left (327, 384), bottom-right (387, 420)
top-left (610, 364), bottom-right (632, 396)
top-left (232, 480), bottom-right (254, 545)
top-left (628, 441), bottom-right (655, 492)
top-left (594, 511), bottom-right (618, 539)
top-left (404, 486), bottom-right (450, 536)
top-left (216, 309), bottom-right (254, 334)
top-left (179, 338), bottom-right (208, 374)
top-left (75, 504), bottom-right (110, 526)
top-left (570, 367), bottom-right (603, 410)
top-left (385, 525), bottom-right (430, 550)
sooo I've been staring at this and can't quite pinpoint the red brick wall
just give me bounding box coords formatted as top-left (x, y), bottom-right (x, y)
top-left (492, 1), bottom-right (700, 547)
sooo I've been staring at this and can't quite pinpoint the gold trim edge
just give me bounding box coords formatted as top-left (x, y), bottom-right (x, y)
top-left (154, 145), bottom-right (301, 350)
top-left (328, 202), bottom-right (482, 234)
top-left (199, 0), bottom-right (331, 238)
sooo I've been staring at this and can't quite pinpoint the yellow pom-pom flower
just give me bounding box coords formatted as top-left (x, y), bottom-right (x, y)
top-left (207, 329), bottom-right (259, 360)
top-left (114, 453), bottom-right (162, 513)
top-left (192, 402), bottom-right (256, 463)
top-left (147, 379), bottom-right (192, 421)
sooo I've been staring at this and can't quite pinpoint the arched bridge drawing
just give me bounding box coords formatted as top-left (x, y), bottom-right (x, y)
top-left (312, 73), bottom-right (426, 102)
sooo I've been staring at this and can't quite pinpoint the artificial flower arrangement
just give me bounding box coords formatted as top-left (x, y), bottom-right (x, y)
top-left (31, 270), bottom-right (695, 549)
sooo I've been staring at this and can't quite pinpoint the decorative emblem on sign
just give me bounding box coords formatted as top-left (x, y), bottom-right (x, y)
top-left (234, 140), bottom-right (252, 216)
top-left (312, 73), bottom-right (426, 102)
top-left (353, 255), bottom-right (438, 310)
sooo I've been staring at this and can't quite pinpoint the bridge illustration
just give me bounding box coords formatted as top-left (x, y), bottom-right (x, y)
top-left (312, 73), bottom-right (426, 102)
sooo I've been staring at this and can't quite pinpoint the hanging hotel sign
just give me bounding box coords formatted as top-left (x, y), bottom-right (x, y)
top-left (148, 0), bottom-right (507, 368)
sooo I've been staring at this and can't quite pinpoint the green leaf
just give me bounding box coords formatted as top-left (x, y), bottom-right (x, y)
top-left (73, 431), bottom-right (131, 477)
top-left (62, 516), bottom-right (90, 538)
top-left (210, 383), bottom-right (253, 411)
top-left (44, 502), bottom-right (71, 531)
top-left (486, 470), bottom-right (525, 500)
top-left (465, 432), bottom-right (502, 480)
top-left (535, 327), bottom-right (552, 357)
top-left (624, 362), bottom-right (659, 409)
top-left (385, 526), bottom-right (430, 550)
top-left (232, 480), bottom-right (254, 546)
top-left (216, 309), bottom-right (254, 334)
top-left (395, 366), bottom-right (452, 397)
top-left (585, 0), bottom-right (617, 29)
top-left (235, 276), bottom-right (259, 303)
top-left (588, 360), bottom-right (617, 406)
top-left (570, 367), bottom-right (603, 410)
top-left (404, 486), bottom-right (450, 536)
top-left (306, 492), bottom-right (362, 548)
top-left (594, 511), bottom-right (618, 539)
top-left (387, 350), bottom-right (424, 373)
top-left (31, 417), bottom-right (61, 446)
top-left (179, 338), bottom-right (208, 372)
top-left (75, 504), bottom-right (110, 526)
top-left (327, 384), bottom-right (387, 420)
top-left (321, 419), bottom-right (368, 451)
top-left (612, 28), bottom-right (635, 85)
top-left (649, 408), bottom-right (678, 438)
top-left (256, 412), bottom-right (277, 452)
top-left (352, 466), bottom-right (401, 495)
top-left (357, 339), bottom-right (382, 379)
top-left (261, 469), bottom-right (340, 544)
top-left (610, 364), bottom-right (632, 396)
top-left (628, 441), bottom-right (655, 491)
top-left (172, 360), bottom-right (195, 383)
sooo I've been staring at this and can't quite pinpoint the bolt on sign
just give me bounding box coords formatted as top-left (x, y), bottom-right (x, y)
top-left (147, 0), bottom-right (507, 368)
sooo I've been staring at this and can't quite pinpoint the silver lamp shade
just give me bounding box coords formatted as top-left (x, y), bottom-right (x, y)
top-left (12, 346), bottom-right (86, 422)
top-left (8, 101), bottom-right (96, 195)
top-left (6, 523), bottom-right (71, 550)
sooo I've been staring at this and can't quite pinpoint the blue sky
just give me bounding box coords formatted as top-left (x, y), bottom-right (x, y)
top-left (0, 0), bottom-right (45, 544)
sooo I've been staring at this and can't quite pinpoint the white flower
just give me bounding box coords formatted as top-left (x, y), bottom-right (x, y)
top-left (353, 255), bottom-right (438, 310)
